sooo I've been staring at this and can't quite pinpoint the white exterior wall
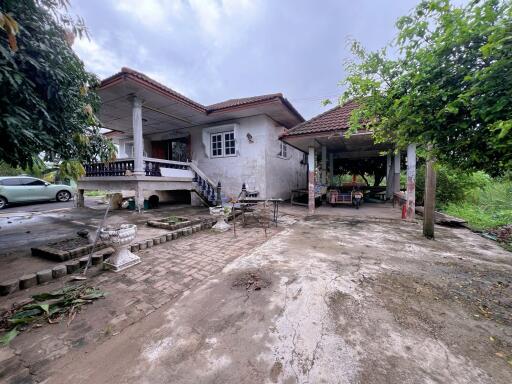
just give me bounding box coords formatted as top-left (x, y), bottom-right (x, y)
top-left (265, 123), bottom-right (307, 199)
top-left (190, 115), bottom-right (267, 199)
top-left (190, 115), bottom-right (306, 200)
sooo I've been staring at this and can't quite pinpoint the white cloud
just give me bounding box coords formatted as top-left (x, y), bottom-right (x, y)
top-left (72, 37), bottom-right (121, 78)
top-left (113, 0), bottom-right (184, 31)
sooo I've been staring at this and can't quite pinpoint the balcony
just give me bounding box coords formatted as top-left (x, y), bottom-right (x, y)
top-left (84, 157), bottom-right (190, 178)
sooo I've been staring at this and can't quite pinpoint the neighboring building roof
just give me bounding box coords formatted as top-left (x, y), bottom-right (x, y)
top-left (282, 100), bottom-right (361, 137)
top-left (100, 67), bottom-right (303, 122)
top-left (206, 93), bottom-right (283, 111)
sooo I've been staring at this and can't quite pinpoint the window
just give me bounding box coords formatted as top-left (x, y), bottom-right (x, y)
top-left (278, 141), bottom-right (288, 159)
top-left (211, 131), bottom-right (235, 157)
top-left (25, 178), bottom-right (46, 186)
top-left (0, 178), bottom-right (22, 186)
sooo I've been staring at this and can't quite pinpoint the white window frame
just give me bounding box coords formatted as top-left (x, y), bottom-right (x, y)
top-left (277, 141), bottom-right (288, 159)
top-left (211, 130), bottom-right (236, 158)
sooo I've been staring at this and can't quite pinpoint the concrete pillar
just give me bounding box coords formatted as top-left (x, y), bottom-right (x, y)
top-left (131, 95), bottom-right (144, 175)
top-left (321, 145), bottom-right (327, 184)
top-left (393, 152), bottom-right (401, 194)
top-left (77, 189), bottom-right (85, 208)
top-left (406, 144), bottom-right (416, 221)
top-left (386, 153), bottom-right (393, 199)
top-left (329, 153), bottom-right (334, 185)
top-left (135, 185), bottom-right (144, 212)
top-left (308, 146), bottom-right (315, 215)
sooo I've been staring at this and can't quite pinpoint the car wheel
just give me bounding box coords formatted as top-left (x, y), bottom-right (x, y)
top-left (0, 196), bottom-right (7, 209)
top-left (56, 190), bottom-right (71, 202)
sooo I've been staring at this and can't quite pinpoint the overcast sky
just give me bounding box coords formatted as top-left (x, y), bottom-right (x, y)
top-left (71, 0), bottom-right (420, 119)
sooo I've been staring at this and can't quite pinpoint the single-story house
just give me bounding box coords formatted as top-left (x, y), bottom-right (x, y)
top-left (77, 67), bottom-right (307, 208)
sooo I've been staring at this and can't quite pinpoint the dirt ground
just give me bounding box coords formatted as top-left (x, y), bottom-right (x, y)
top-left (34, 214), bottom-right (512, 384)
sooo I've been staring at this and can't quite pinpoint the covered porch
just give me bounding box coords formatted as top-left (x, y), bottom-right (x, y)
top-left (281, 102), bottom-right (417, 220)
top-left (77, 68), bottom-right (221, 208)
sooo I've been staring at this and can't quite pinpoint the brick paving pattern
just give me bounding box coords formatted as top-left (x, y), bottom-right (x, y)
top-left (2, 224), bottom-right (283, 383)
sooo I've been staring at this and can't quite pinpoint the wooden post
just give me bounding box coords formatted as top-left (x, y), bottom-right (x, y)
top-left (423, 146), bottom-right (436, 238)
top-left (406, 144), bottom-right (416, 221)
top-left (308, 146), bottom-right (315, 215)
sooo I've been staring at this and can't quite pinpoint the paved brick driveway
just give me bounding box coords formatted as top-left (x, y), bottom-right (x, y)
top-left (2, 223), bottom-right (283, 383)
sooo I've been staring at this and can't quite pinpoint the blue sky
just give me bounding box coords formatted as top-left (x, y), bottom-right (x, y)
top-left (72, 0), bottom-right (420, 119)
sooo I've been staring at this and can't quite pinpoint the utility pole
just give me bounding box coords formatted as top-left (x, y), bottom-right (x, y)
top-left (423, 145), bottom-right (436, 238)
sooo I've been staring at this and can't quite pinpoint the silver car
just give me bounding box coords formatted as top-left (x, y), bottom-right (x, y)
top-left (0, 176), bottom-right (75, 209)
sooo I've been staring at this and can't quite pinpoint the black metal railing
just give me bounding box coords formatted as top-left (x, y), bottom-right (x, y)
top-left (84, 159), bottom-right (135, 177)
top-left (84, 158), bottom-right (190, 177)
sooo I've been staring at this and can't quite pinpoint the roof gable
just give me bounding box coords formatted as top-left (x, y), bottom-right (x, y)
top-left (283, 100), bottom-right (360, 137)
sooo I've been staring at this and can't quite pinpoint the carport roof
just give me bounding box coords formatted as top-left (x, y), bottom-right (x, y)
top-left (281, 101), bottom-right (391, 156)
top-left (281, 100), bottom-right (363, 137)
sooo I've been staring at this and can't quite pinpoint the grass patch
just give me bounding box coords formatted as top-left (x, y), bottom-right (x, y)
top-left (442, 180), bottom-right (512, 231)
top-left (84, 190), bottom-right (107, 197)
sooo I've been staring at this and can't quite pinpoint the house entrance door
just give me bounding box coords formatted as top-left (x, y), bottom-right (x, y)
top-left (151, 136), bottom-right (190, 162)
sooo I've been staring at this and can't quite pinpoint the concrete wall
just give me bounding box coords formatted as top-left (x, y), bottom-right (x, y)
top-left (265, 123), bottom-right (307, 199)
top-left (190, 115), bottom-right (267, 199)
top-left (190, 115), bottom-right (306, 199)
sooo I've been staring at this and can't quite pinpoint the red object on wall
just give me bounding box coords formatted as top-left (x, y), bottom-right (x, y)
top-left (401, 203), bottom-right (407, 219)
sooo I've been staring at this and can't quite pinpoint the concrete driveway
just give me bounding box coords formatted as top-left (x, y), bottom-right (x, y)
top-left (45, 215), bottom-right (512, 384)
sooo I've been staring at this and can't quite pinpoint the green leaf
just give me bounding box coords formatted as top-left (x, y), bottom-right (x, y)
top-left (0, 328), bottom-right (18, 346)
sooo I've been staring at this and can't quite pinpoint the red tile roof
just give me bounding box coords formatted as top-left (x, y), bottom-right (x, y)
top-left (206, 93), bottom-right (283, 111)
top-left (102, 67), bottom-right (206, 111)
top-left (100, 68), bottom-right (303, 122)
top-left (282, 100), bottom-right (361, 137)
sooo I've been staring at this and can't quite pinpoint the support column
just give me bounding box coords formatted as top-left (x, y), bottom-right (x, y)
top-left (386, 153), bottom-right (393, 199)
top-left (406, 144), bottom-right (416, 221)
top-left (393, 152), bottom-right (401, 194)
top-left (329, 153), bottom-right (334, 185)
top-left (321, 145), bottom-right (327, 184)
top-left (135, 185), bottom-right (144, 212)
top-left (77, 189), bottom-right (85, 208)
top-left (131, 95), bottom-right (144, 175)
top-left (423, 145), bottom-right (436, 238)
top-left (308, 146), bottom-right (315, 215)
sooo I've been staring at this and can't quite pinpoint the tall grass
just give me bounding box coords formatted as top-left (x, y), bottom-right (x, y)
top-left (443, 178), bottom-right (512, 231)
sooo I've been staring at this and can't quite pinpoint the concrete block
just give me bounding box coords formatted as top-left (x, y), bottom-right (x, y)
top-left (160, 235), bottom-right (167, 243)
top-left (92, 253), bottom-right (104, 265)
top-left (0, 279), bottom-right (19, 296)
top-left (79, 257), bottom-right (90, 268)
top-left (187, 228), bottom-right (193, 236)
top-left (172, 231), bottom-right (179, 240)
top-left (52, 265), bottom-right (67, 278)
top-left (36, 269), bottom-right (53, 284)
top-left (19, 274), bottom-right (37, 289)
top-left (153, 238), bottom-right (160, 246)
top-left (139, 242), bottom-right (147, 250)
top-left (166, 233), bottom-right (173, 241)
top-left (146, 239), bottom-right (153, 248)
top-left (130, 244), bottom-right (140, 252)
top-left (65, 260), bottom-right (80, 274)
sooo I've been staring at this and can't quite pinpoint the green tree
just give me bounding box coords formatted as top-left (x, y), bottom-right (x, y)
top-left (0, 0), bottom-right (115, 174)
top-left (342, 0), bottom-right (512, 176)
